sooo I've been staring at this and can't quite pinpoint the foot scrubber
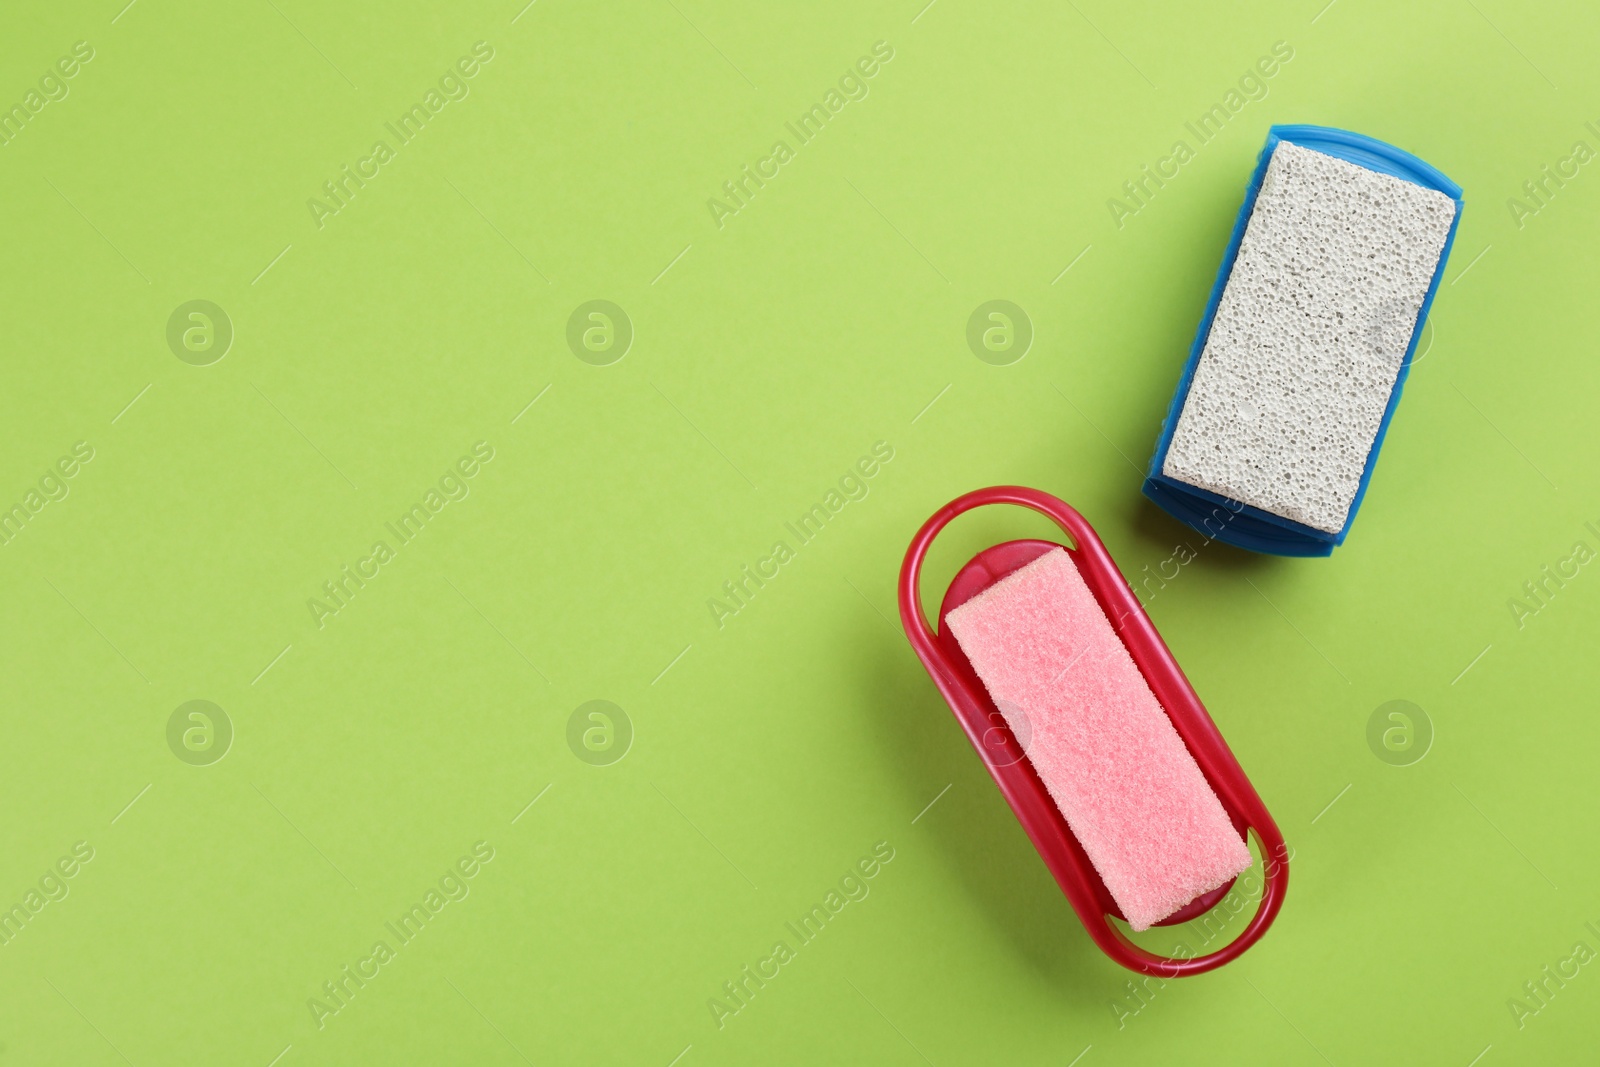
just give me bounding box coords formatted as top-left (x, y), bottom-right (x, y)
top-left (1144, 125), bottom-right (1464, 556)
top-left (899, 486), bottom-right (1288, 975)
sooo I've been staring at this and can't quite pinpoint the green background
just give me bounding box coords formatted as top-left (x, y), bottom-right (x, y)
top-left (2, 0), bottom-right (1596, 1063)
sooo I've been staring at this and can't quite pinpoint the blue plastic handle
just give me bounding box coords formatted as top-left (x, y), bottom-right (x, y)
top-left (1142, 124), bottom-right (1465, 557)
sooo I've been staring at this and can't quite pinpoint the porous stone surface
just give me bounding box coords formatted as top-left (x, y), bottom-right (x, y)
top-left (1163, 140), bottom-right (1457, 533)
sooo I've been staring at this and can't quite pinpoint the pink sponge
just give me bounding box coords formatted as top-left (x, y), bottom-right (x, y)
top-left (945, 547), bottom-right (1252, 931)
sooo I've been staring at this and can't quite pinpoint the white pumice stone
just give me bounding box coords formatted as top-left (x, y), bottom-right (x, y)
top-left (1162, 141), bottom-right (1457, 534)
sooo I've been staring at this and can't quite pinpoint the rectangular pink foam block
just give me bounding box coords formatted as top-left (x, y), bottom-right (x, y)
top-left (945, 547), bottom-right (1251, 930)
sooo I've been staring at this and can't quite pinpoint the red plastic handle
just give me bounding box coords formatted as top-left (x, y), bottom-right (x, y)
top-left (898, 486), bottom-right (1288, 976)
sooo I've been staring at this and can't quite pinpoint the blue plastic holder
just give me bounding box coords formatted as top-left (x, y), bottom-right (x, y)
top-left (1141, 124), bottom-right (1465, 557)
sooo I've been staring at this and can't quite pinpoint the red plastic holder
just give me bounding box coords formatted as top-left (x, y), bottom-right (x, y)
top-left (898, 486), bottom-right (1288, 976)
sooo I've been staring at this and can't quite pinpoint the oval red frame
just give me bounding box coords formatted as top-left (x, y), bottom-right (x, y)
top-left (898, 485), bottom-right (1288, 976)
